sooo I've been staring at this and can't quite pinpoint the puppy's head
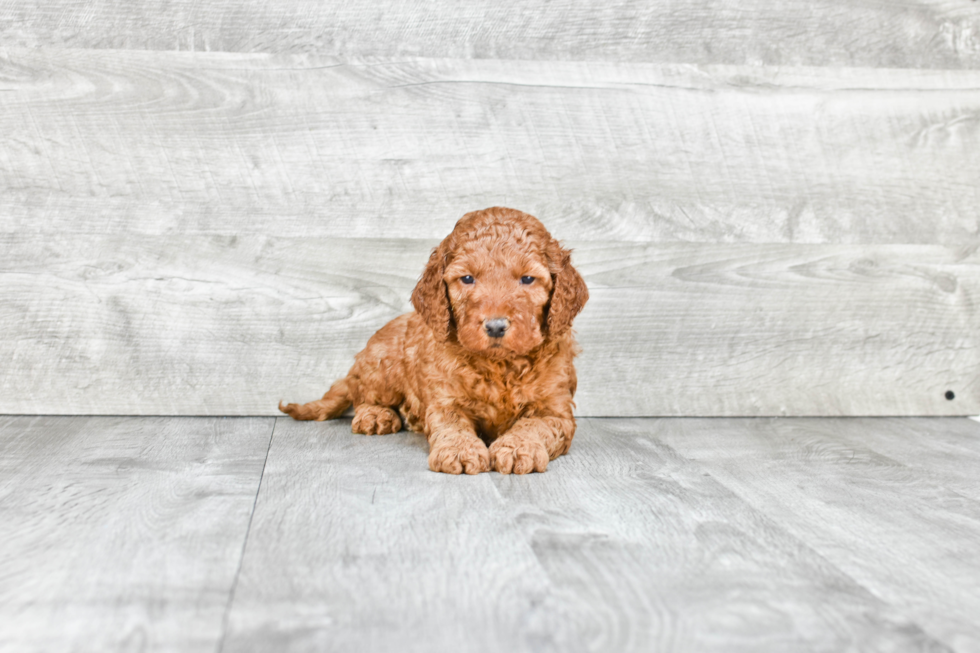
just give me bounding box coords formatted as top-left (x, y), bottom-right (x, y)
top-left (411, 207), bottom-right (588, 357)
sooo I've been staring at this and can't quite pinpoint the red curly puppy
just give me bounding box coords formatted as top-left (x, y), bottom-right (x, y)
top-left (279, 207), bottom-right (588, 474)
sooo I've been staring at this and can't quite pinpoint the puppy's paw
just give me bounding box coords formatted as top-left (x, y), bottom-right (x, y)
top-left (428, 436), bottom-right (491, 475)
top-left (490, 433), bottom-right (549, 474)
top-left (352, 405), bottom-right (402, 435)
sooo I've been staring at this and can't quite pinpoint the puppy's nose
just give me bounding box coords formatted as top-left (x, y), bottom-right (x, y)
top-left (484, 317), bottom-right (510, 339)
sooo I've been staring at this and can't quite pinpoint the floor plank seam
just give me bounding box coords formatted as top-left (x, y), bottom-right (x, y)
top-left (216, 416), bottom-right (278, 653)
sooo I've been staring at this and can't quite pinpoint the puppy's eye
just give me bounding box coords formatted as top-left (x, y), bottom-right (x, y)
top-left (520, 276), bottom-right (535, 285)
top-left (460, 275), bottom-right (475, 285)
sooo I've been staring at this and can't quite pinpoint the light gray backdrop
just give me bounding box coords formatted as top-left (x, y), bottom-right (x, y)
top-left (1, 1), bottom-right (978, 415)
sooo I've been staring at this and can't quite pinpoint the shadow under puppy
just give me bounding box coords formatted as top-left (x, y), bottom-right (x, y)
top-left (280, 207), bottom-right (589, 474)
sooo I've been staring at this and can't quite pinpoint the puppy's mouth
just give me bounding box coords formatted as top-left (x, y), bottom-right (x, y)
top-left (480, 336), bottom-right (538, 358)
top-left (471, 338), bottom-right (515, 358)
top-left (483, 341), bottom-right (508, 355)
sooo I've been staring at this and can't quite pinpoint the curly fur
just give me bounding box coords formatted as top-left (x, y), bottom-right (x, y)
top-left (279, 207), bottom-right (589, 474)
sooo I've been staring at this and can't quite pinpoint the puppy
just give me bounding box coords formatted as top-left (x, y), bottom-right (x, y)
top-left (279, 207), bottom-right (588, 474)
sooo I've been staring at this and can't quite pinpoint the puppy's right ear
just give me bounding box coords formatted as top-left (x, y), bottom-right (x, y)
top-left (411, 244), bottom-right (452, 341)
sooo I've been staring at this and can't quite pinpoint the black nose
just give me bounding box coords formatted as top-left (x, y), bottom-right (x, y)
top-left (484, 318), bottom-right (509, 339)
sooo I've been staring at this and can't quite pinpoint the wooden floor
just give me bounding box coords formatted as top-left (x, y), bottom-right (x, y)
top-left (2, 416), bottom-right (979, 653)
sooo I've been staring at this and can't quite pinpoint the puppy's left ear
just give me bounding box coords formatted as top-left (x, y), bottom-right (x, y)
top-left (546, 241), bottom-right (589, 336)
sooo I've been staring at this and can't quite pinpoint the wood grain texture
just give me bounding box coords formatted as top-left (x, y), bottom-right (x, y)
top-left (2, 234), bottom-right (976, 416)
top-left (653, 417), bottom-right (980, 652)
top-left (222, 416), bottom-right (966, 652)
top-left (2, 416), bottom-right (977, 651)
top-left (1, 1), bottom-right (979, 69)
top-left (793, 417), bottom-right (980, 502)
top-left (578, 241), bottom-right (980, 416)
top-left (2, 49), bottom-right (979, 244)
top-left (0, 416), bottom-right (273, 653)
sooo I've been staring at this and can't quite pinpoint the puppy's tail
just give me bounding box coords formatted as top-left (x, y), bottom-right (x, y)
top-left (279, 378), bottom-right (352, 421)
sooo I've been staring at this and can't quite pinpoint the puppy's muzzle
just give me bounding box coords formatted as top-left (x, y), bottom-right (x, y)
top-left (483, 317), bottom-right (510, 339)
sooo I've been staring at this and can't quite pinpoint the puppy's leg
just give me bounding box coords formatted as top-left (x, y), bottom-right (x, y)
top-left (321, 315), bottom-right (409, 434)
top-left (345, 348), bottom-right (405, 436)
top-left (425, 405), bottom-right (490, 475)
top-left (352, 404), bottom-right (402, 435)
top-left (490, 415), bottom-right (575, 474)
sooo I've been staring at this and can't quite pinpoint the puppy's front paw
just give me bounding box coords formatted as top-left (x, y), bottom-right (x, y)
top-left (428, 436), bottom-right (490, 475)
top-left (352, 405), bottom-right (402, 435)
top-left (490, 433), bottom-right (549, 474)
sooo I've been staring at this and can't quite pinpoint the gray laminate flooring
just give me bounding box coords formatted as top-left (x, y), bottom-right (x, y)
top-left (2, 415), bottom-right (979, 652)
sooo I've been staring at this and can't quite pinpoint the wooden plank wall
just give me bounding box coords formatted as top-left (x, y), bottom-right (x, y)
top-left (1, 2), bottom-right (978, 416)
